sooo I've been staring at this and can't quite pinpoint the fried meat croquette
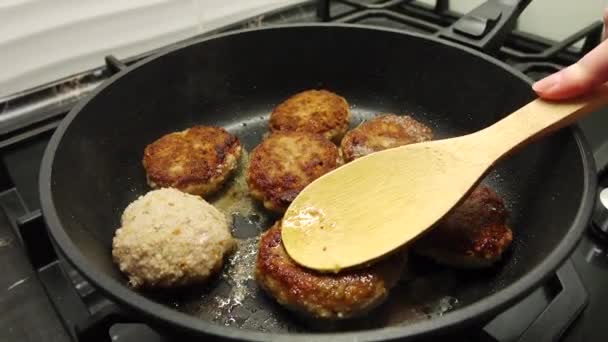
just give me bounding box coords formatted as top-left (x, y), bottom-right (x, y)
top-left (246, 131), bottom-right (341, 212)
top-left (143, 126), bottom-right (241, 197)
top-left (255, 222), bottom-right (406, 319)
top-left (412, 185), bottom-right (513, 268)
top-left (112, 188), bottom-right (235, 289)
top-left (269, 89), bottom-right (350, 142)
top-left (340, 114), bottom-right (433, 162)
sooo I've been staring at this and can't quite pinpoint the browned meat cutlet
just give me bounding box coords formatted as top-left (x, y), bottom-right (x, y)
top-left (340, 114), bottom-right (433, 162)
top-left (246, 131), bottom-right (342, 212)
top-left (143, 126), bottom-right (241, 197)
top-left (255, 221), bottom-right (407, 319)
top-left (412, 185), bottom-right (513, 268)
top-left (269, 89), bottom-right (350, 142)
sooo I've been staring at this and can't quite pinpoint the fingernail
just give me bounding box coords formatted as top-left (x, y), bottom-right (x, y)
top-left (533, 72), bottom-right (562, 94)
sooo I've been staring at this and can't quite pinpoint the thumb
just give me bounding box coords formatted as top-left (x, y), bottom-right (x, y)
top-left (533, 11), bottom-right (608, 100)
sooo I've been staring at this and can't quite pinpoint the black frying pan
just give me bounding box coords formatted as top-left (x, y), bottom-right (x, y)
top-left (38, 16), bottom-right (596, 342)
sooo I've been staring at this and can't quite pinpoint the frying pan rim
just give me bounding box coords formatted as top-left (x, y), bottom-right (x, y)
top-left (39, 23), bottom-right (597, 341)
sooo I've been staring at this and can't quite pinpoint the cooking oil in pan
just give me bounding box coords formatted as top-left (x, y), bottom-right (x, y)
top-left (168, 147), bottom-right (463, 332)
top-left (205, 236), bottom-right (260, 326)
top-left (209, 150), bottom-right (257, 219)
top-left (176, 247), bottom-right (461, 332)
top-left (175, 149), bottom-right (292, 331)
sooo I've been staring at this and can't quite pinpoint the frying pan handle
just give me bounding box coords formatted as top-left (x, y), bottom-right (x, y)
top-left (437, 0), bottom-right (532, 55)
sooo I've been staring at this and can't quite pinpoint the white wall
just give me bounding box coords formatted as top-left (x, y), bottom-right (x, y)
top-left (0, 0), bottom-right (301, 98)
top-left (417, 0), bottom-right (607, 42)
top-left (2, 0), bottom-right (606, 98)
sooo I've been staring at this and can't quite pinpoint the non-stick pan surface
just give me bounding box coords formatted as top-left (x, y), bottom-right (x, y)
top-left (39, 24), bottom-right (596, 341)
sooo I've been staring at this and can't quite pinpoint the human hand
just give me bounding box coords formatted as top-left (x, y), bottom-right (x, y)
top-left (533, 10), bottom-right (608, 100)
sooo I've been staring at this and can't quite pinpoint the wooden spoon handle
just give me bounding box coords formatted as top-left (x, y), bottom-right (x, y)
top-left (477, 84), bottom-right (608, 162)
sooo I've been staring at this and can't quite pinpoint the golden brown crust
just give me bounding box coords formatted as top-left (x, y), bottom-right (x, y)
top-left (246, 131), bottom-right (341, 212)
top-left (269, 89), bottom-right (350, 142)
top-left (412, 185), bottom-right (513, 268)
top-left (255, 222), bottom-right (406, 319)
top-left (143, 126), bottom-right (242, 197)
top-left (340, 114), bottom-right (433, 162)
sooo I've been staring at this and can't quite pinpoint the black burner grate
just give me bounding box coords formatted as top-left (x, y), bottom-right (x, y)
top-left (316, 0), bottom-right (603, 81)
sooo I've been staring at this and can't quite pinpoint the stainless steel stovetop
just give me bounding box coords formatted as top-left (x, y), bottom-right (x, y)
top-left (2, 1), bottom-right (608, 341)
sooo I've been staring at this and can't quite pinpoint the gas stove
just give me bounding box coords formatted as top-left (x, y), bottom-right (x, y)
top-left (2, 1), bottom-right (608, 341)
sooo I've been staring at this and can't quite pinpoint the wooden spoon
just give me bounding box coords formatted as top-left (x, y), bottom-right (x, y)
top-left (281, 85), bottom-right (608, 272)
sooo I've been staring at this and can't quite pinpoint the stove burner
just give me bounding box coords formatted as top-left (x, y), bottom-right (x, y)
top-left (316, 0), bottom-right (603, 82)
top-left (0, 1), bottom-right (604, 341)
top-left (0, 186), bottom-right (590, 342)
